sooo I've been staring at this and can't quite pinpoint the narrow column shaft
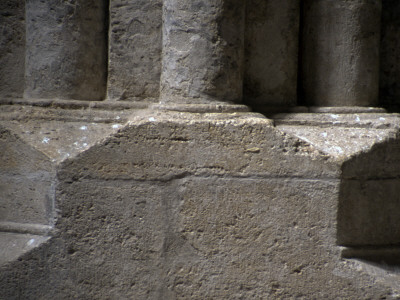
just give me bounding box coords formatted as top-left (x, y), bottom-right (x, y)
top-left (160, 0), bottom-right (245, 104)
top-left (24, 0), bottom-right (107, 101)
top-left (108, 0), bottom-right (162, 101)
top-left (0, 0), bottom-right (25, 98)
top-left (244, 0), bottom-right (300, 108)
top-left (302, 0), bottom-right (381, 106)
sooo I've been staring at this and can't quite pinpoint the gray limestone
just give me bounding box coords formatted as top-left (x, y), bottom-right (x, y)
top-left (107, 0), bottom-right (162, 101)
top-left (0, 0), bottom-right (25, 98)
top-left (1, 107), bottom-right (400, 298)
top-left (160, 0), bottom-right (245, 104)
top-left (302, 0), bottom-right (381, 106)
top-left (244, 0), bottom-right (300, 108)
top-left (24, 0), bottom-right (107, 101)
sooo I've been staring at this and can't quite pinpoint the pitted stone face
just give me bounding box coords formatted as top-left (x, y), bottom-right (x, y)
top-left (24, 0), bottom-right (108, 101)
top-left (160, 0), bottom-right (245, 104)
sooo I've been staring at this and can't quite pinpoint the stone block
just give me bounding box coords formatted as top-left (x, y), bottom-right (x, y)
top-left (0, 126), bottom-right (54, 225)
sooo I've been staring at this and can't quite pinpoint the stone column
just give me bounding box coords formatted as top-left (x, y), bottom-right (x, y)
top-left (0, 0), bottom-right (25, 98)
top-left (302, 0), bottom-right (381, 107)
top-left (108, 0), bottom-right (162, 101)
top-left (380, 0), bottom-right (400, 108)
top-left (244, 0), bottom-right (300, 108)
top-left (160, 0), bottom-right (245, 104)
top-left (24, 0), bottom-right (107, 101)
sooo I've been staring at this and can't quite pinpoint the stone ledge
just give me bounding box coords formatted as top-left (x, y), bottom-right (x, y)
top-left (0, 221), bottom-right (53, 236)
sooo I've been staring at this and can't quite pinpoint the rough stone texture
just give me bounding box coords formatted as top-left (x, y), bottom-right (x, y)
top-left (1, 108), bottom-right (400, 298)
top-left (339, 135), bottom-right (400, 246)
top-left (244, 0), bottom-right (299, 108)
top-left (107, 0), bottom-right (162, 101)
top-left (275, 112), bottom-right (400, 247)
top-left (160, 0), bottom-right (245, 104)
top-left (0, 0), bottom-right (25, 98)
top-left (302, 0), bottom-right (381, 106)
top-left (380, 0), bottom-right (400, 108)
top-left (24, 0), bottom-right (108, 101)
top-left (0, 126), bottom-right (54, 226)
top-left (0, 233), bottom-right (49, 266)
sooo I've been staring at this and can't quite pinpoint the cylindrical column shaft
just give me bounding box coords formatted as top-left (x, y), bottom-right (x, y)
top-left (244, 0), bottom-right (300, 108)
top-left (380, 0), bottom-right (400, 107)
top-left (302, 0), bottom-right (381, 106)
top-left (108, 0), bottom-right (162, 101)
top-left (0, 0), bottom-right (25, 98)
top-left (160, 0), bottom-right (245, 104)
top-left (24, 0), bottom-right (107, 101)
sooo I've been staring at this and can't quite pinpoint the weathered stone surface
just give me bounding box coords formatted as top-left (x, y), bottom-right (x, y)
top-left (380, 0), bottom-right (400, 108)
top-left (338, 134), bottom-right (400, 246)
top-left (108, 0), bottom-right (162, 101)
top-left (0, 126), bottom-right (53, 225)
top-left (1, 108), bottom-right (400, 298)
top-left (244, 0), bottom-right (299, 108)
top-left (58, 110), bottom-right (338, 182)
top-left (0, 0), bottom-right (25, 98)
top-left (24, 0), bottom-right (107, 100)
top-left (160, 0), bottom-right (245, 104)
top-left (302, 0), bottom-right (381, 106)
top-left (0, 232), bottom-right (49, 266)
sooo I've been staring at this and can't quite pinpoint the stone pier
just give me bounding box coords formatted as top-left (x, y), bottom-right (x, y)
top-left (302, 0), bottom-right (381, 106)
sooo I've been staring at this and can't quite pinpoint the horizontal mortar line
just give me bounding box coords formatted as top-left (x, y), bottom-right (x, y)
top-left (341, 176), bottom-right (400, 181)
top-left (67, 173), bottom-right (341, 183)
top-left (0, 221), bottom-right (53, 236)
top-left (0, 116), bottom-right (128, 124)
top-left (0, 98), bottom-right (151, 110)
top-left (276, 122), bottom-right (400, 130)
top-left (341, 246), bottom-right (400, 258)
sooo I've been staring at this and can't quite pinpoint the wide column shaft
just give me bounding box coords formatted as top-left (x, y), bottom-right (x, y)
top-left (160, 0), bottom-right (245, 104)
top-left (302, 0), bottom-right (381, 106)
top-left (24, 0), bottom-right (107, 101)
top-left (244, 0), bottom-right (300, 108)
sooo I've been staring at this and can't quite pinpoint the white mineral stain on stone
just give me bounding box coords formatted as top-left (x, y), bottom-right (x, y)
top-left (42, 137), bottom-right (50, 144)
top-left (112, 124), bottom-right (121, 129)
top-left (379, 117), bottom-right (386, 121)
top-left (115, 116), bottom-right (121, 120)
top-left (27, 239), bottom-right (35, 246)
top-left (330, 114), bottom-right (339, 119)
top-left (80, 125), bottom-right (88, 130)
top-left (149, 117), bottom-right (156, 122)
top-left (322, 132), bottom-right (328, 138)
top-left (334, 146), bottom-right (343, 154)
top-left (355, 115), bottom-right (360, 122)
